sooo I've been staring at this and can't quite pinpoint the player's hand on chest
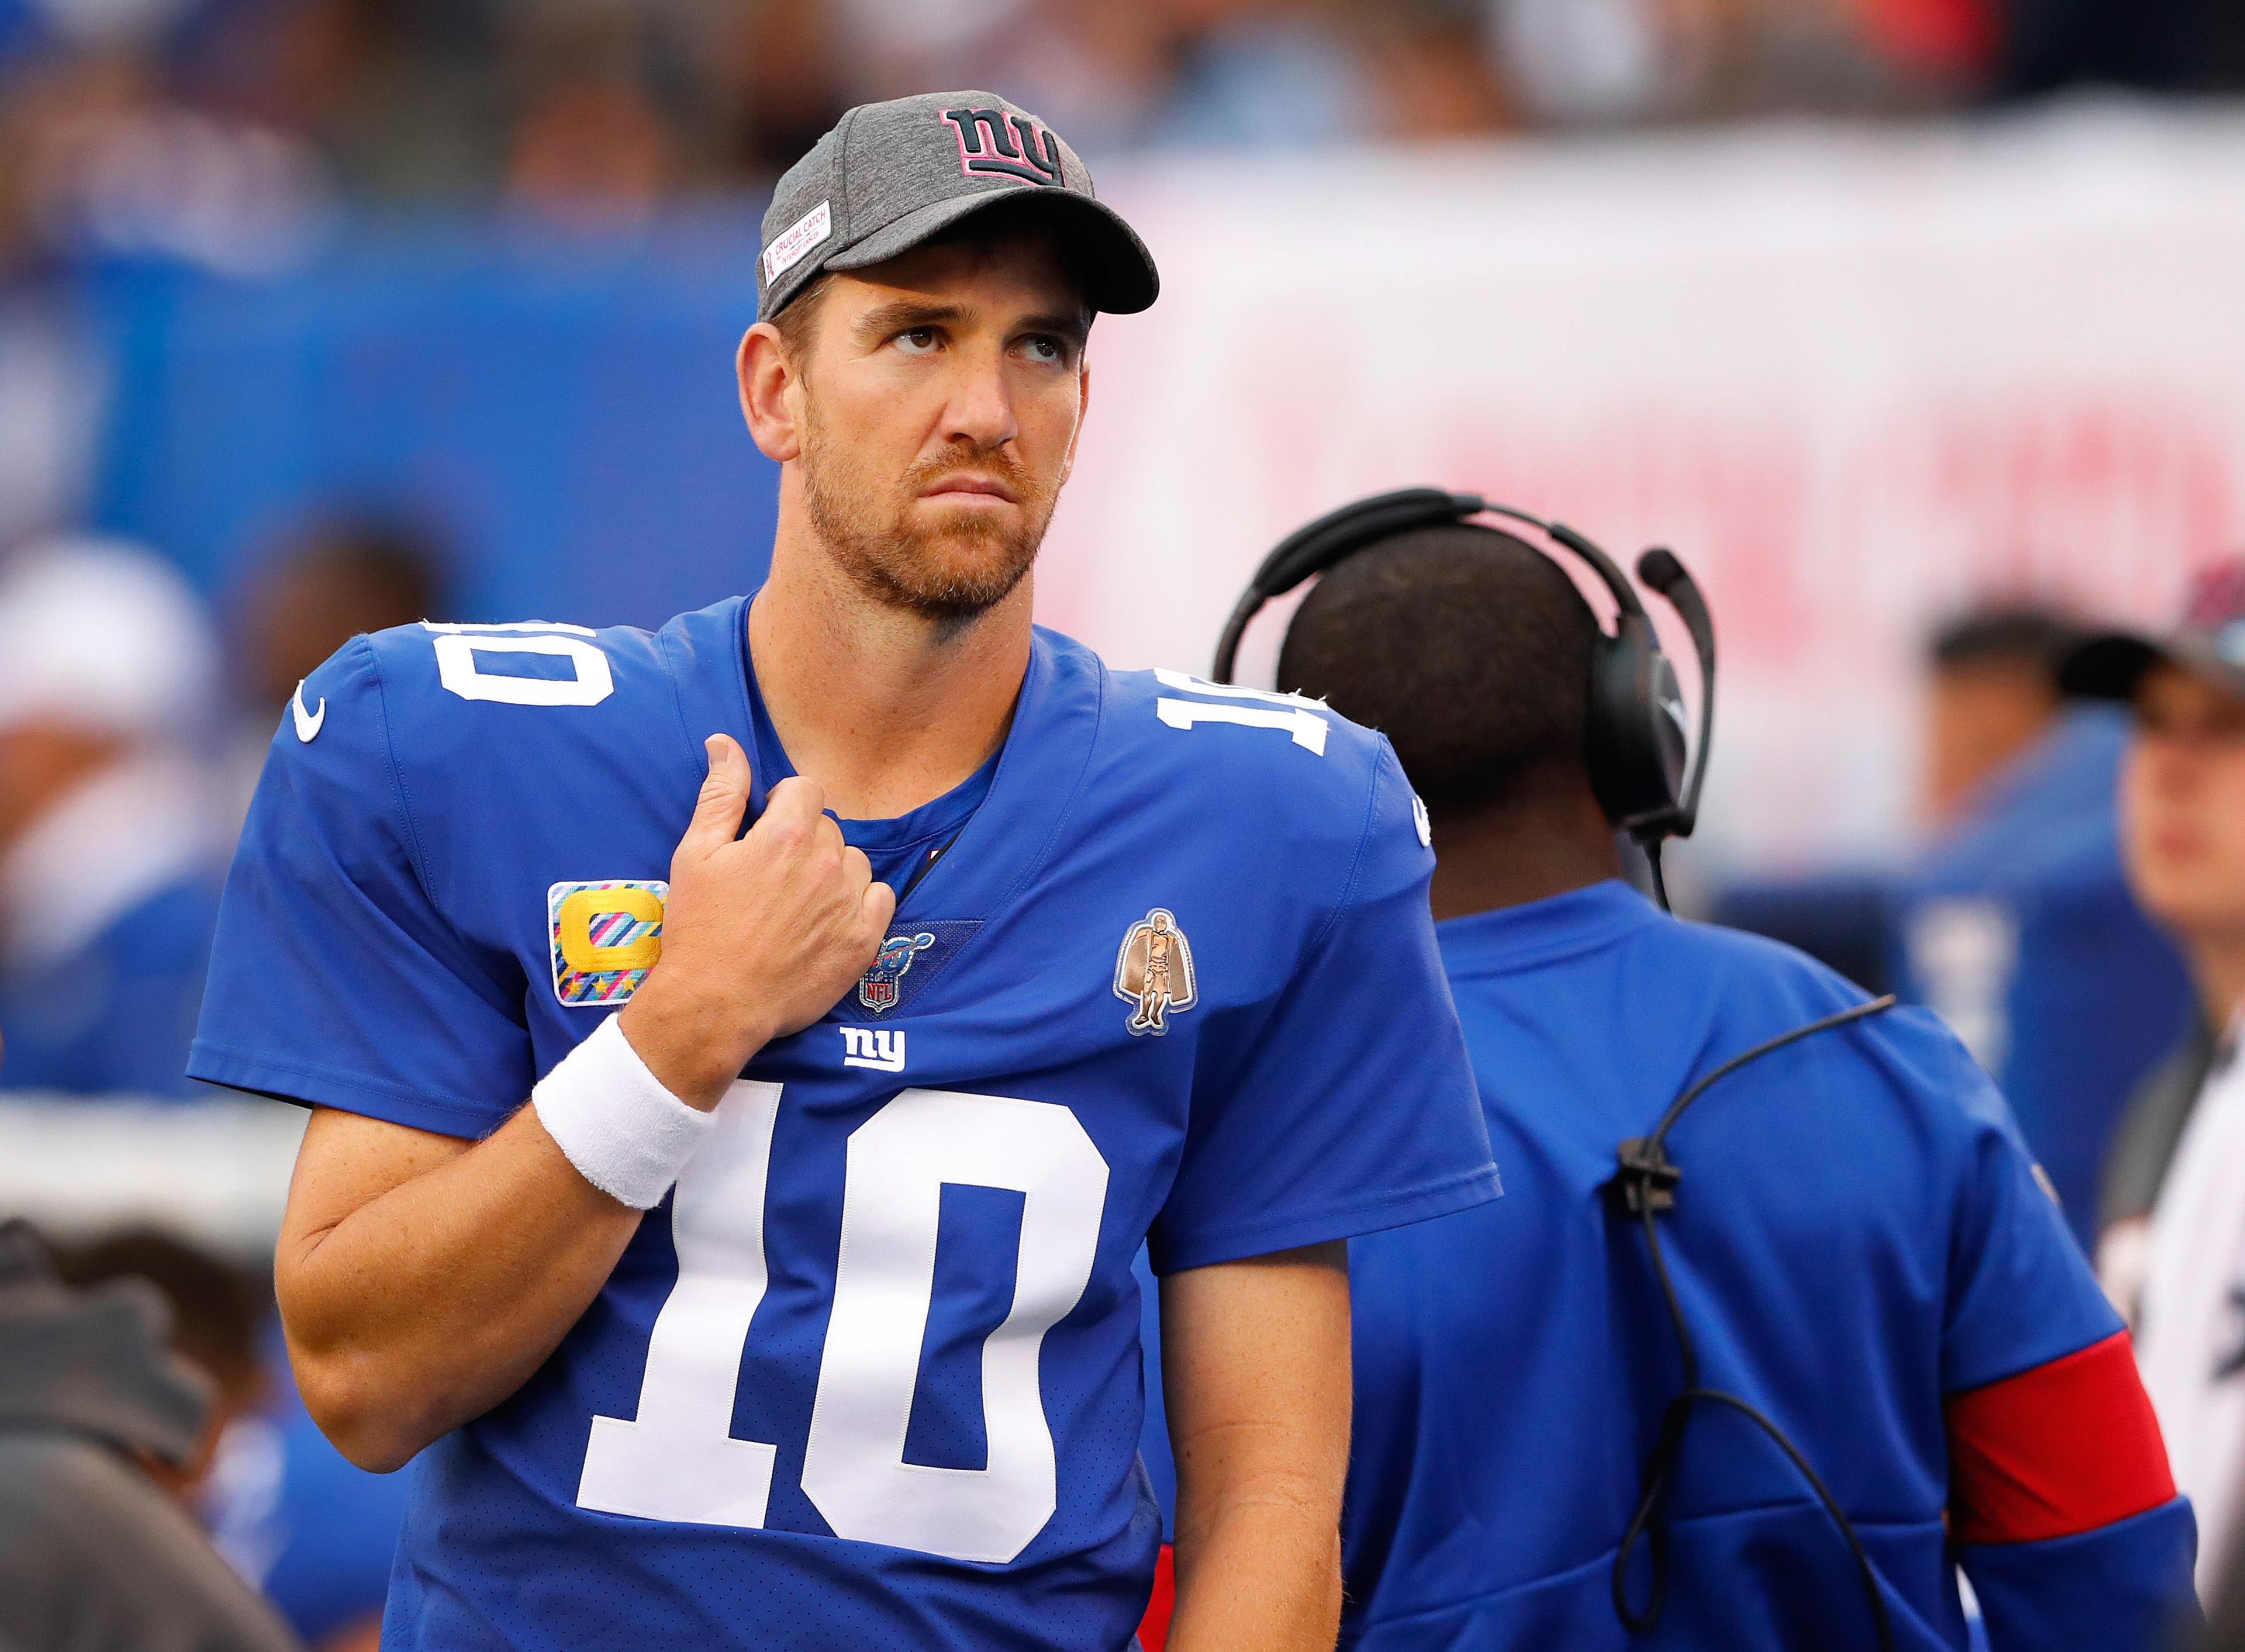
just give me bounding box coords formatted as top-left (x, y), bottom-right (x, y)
top-left (613, 736), bottom-right (897, 1111)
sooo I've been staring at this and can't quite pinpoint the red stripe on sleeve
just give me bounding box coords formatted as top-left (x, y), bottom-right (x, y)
top-left (1137, 1543), bottom-right (1176, 1651)
top-left (1946, 1329), bottom-right (2177, 1544)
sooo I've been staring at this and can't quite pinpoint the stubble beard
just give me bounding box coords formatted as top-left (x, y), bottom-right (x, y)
top-left (800, 398), bottom-right (1056, 628)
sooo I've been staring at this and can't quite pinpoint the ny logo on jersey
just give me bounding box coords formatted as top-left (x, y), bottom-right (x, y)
top-left (940, 106), bottom-right (1064, 188)
top-left (840, 1027), bottom-right (907, 1073)
top-left (859, 931), bottom-right (935, 1014)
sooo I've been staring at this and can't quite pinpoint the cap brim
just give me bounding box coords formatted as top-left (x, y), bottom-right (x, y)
top-left (824, 188), bottom-right (1159, 316)
top-left (2058, 633), bottom-right (2162, 700)
top-left (2059, 630), bottom-right (2245, 703)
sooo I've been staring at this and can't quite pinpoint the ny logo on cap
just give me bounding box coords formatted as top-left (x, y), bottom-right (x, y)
top-left (941, 106), bottom-right (1063, 188)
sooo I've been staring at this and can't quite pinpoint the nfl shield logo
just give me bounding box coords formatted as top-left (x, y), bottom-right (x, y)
top-left (858, 932), bottom-right (936, 1015)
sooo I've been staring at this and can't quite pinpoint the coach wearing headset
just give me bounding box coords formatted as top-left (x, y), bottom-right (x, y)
top-left (1148, 493), bottom-right (2198, 1651)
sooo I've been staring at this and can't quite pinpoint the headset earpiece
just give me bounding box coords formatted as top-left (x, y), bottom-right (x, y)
top-left (1587, 614), bottom-right (1687, 832)
top-left (1217, 488), bottom-right (1711, 850)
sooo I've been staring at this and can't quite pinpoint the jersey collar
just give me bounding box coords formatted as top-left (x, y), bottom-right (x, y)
top-left (660, 597), bottom-right (1101, 933)
top-left (1435, 878), bottom-right (1664, 978)
top-left (882, 624), bottom-right (1101, 925)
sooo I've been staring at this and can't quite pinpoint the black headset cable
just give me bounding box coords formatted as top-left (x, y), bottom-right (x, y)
top-left (1610, 994), bottom-right (1902, 1652)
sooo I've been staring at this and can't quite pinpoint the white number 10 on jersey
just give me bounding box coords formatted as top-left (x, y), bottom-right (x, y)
top-left (577, 1084), bottom-right (1110, 1565)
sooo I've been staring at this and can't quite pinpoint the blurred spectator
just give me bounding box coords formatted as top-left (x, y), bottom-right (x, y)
top-left (2101, 1005), bottom-right (2220, 1312)
top-left (499, 1), bottom-right (686, 224)
top-left (0, 536), bottom-right (225, 1098)
top-left (232, 513), bottom-right (447, 711)
top-left (49, 1227), bottom-right (265, 1472)
top-left (0, 282), bottom-right (101, 557)
top-left (1921, 606), bottom-right (2078, 832)
top-left (1156, 0), bottom-right (1384, 148)
top-left (1892, 601), bottom-right (2195, 1247)
top-left (2090, 571), bottom-right (2245, 1324)
top-left (1484, 0), bottom-right (1998, 125)
top-left (54, 1226), bottom-right (407, 1652)
top-left (0, 29), bottom-right (328, 273)
top-left (716, 0), bottom-right (847, 178)
top-left (1483, 0), bottom-right (1701, 123)
top-left (2060, 565), bottom-right (2245, 1601)
top-left (221, 513), bottom-right (447, 832)
top-left (0, 1219), bottom-right (301, 1652)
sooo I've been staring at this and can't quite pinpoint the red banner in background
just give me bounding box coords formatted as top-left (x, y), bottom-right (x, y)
top-left (1036, 105), bottom-right (2245, 867)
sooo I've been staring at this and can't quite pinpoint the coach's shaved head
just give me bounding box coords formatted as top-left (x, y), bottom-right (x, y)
top-left (1276, 522), bottom-right (1620, 918)
top-left (1278, 524), bottom-right (1599, 813)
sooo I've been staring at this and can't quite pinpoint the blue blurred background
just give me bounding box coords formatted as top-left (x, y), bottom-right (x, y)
top-left (84, 215), bottom-right (778, 626)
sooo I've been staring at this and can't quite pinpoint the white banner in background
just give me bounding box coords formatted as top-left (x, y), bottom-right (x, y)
top-left (1035, 102), bottom-right (2245, 865)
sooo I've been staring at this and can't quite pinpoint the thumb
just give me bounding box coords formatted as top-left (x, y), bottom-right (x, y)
top-left (861, 878), bottom-right (897, 940)
top-left (682, 734), bottom-right (752, 852)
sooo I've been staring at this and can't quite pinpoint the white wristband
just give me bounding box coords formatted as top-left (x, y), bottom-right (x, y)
top-left (532, 1014), bottom-right (716, 1209)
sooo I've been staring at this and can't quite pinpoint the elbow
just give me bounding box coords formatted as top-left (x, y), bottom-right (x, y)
top-left (291, 1346), bottom-right (440, 1474)
top-left (326, 1421), bottom-right (422, 1477)
top-left (277, 1254), bottom-right (447, 1473)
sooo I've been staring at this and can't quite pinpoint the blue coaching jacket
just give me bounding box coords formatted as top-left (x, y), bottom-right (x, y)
top-left (1332, 880), bottom-right (2193, 1651)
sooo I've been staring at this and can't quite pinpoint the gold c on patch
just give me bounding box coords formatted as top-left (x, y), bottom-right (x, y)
top-left (549, 880), bottom-right (668, 1006)
top-left (1114, 907), bottom-right (1196, 1036)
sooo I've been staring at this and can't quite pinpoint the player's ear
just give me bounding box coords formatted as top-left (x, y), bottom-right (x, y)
top-left (738, 323), bottom-right (803, 464)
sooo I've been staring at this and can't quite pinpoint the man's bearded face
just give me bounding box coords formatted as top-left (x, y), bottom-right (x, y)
top-left (799, 395), bottom-right (1059, 625)
top-left (785, 233), bottom-right (1087, 626)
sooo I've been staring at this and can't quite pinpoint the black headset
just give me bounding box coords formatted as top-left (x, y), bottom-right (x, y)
top-left (1218, 490), bottom-right (1903, 1650)
top-left (1211, 488), bottom-right (1716, 864)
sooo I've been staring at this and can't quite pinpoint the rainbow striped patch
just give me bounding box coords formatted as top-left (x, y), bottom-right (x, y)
top-left (548, 880), bottom-right (669, 1006)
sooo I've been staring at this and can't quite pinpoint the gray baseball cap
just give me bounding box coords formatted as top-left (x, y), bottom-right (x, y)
top-left (756, 91), bottom-right (1159, 323)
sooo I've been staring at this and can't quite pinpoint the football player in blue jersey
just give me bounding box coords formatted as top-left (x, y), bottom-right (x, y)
top-left (1149, 497), bottom-right (2196, 1651)
top-left (188, 92), bottom-right (1499, 1652)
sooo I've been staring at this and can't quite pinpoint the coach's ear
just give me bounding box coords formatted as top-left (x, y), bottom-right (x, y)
top-left (738, 323), bottom-right (803, 464)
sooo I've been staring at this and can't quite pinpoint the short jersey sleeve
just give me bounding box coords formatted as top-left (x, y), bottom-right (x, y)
top-left (1917, 1011), bottom-right (2125, 1391)
top-left (1148, 739), bottom-right (1499, 1274)
top-left (188, 638), bottom-right (534, 1137)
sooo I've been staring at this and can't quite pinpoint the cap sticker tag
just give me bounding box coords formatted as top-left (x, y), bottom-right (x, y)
top-left (764, 200), bottom-right (832, 285)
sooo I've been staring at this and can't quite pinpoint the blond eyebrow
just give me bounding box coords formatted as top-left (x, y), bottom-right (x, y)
top-left (851, 298), bottom-right (965, 345)
top-left (849, 298), bottom-right (1091, 351)
top-left (1019, 309), bottom-right (1092, 348)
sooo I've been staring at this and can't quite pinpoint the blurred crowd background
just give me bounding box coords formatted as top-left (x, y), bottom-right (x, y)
top-left (2, 0), bottom-right (2239, 254)
top-left (3, 0), bottom-right (2244, 1646)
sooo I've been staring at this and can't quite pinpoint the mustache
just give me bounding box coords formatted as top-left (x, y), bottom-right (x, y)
top-left (902, 448), bottom-right (1039, 501)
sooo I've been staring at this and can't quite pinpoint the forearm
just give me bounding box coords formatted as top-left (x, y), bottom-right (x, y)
top-left (272, 742), bottom-right (893, 1474)
top-left (279, 1105), bottom-right (641, 1470)
top-left (1160, 1244), bottom-right (1352, 1652)
top-left (1167, 1461), bottom-right (1343, 1651)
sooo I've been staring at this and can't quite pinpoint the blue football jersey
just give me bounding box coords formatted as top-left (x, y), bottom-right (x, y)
top-left (189, 599), bottom-right (1498, 1652)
